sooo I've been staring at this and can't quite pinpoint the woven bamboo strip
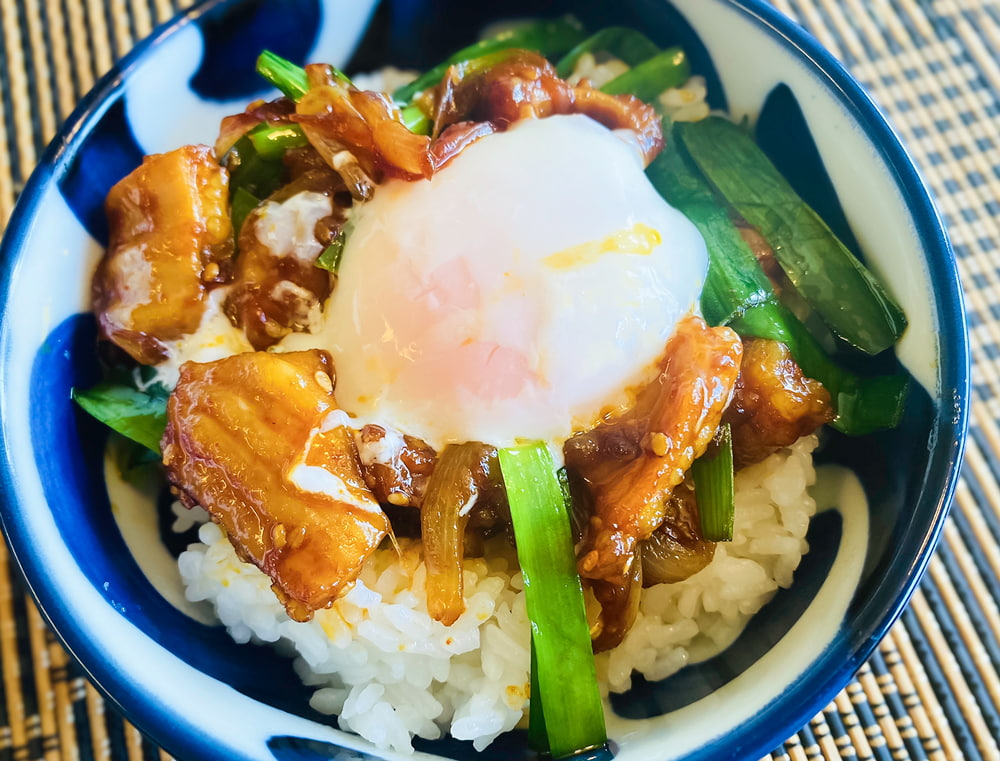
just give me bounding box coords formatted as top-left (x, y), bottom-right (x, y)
top-left (85, 683), bottom-right (110, 761)
top-left (843, 681), bottom-right (879, 760)
top-left (22, 0), bottom-right (58, 150)
top-left (109, 0), bottom-right (134, 59)
top-left (85, 0), bottom-right (115, 77)
top-left (46, 0), bottom-right (77, 119)
top-left (122, 721), bottom-right (144, 761)
top-left (26, 602), bottom-right (61, 761)
top-left (0, 110), bottom-right (14, 227)
top-left (940, 516), bottom-right (1000, 660)
top-left (65, 0), bottom-right (97, 106)
top-left (856, 665), bottom-right (907, 758)
top-left (0, 542), bottom-right (29, 761)
top-left (127, 0), bottom-right (153, 41)
top-left (883, 625), bottom-right (960, 761)
top-left (0, 0), bottom-right (36, 182)
top-left (908, 590), bottom-right (997, 760)
top-left (42, 621), bottom-right (78, 761)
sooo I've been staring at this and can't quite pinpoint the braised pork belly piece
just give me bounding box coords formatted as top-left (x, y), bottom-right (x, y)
top-left (162, 349), bottom-right (388, 621)
top-left (431, 50), bottom-right (664, 165)
top-left (574, 315), bottom-right (742, 584)
top-left (224, 163), bottom-right (346, 350)
top-left (725, 338), bottom-right (834, 468)
top-left (93, 145), bottom-right (233, 364)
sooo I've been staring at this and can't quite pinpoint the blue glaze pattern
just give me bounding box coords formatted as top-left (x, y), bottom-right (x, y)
top-left (190, 0), bottom-right (322, 101)
top-left (0, 1), bottom-right (969, 761)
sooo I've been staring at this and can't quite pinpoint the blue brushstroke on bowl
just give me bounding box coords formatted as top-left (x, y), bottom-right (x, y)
top-left (56, 99), bottom-right (144, 246)
top-left (0, 0), bottom-right (968, 759)
top-left (190, 0), bottom-right (322, 100)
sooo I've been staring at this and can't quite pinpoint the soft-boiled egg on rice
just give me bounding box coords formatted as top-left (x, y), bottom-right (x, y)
top-left (295, 113), bottom-right (708, 450)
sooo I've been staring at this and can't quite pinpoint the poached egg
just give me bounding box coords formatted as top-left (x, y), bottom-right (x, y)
top-left (291, 113), bottom-right (708, 450)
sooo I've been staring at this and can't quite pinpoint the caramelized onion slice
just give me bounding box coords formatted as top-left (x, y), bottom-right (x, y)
top-left (421, 442), bottom-right (499, 625)
top-left (640, 482), bottom-right (715, 585)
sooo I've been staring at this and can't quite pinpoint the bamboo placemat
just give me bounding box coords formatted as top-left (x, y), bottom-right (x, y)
top-left (0, 1), bottom-right (998, 760)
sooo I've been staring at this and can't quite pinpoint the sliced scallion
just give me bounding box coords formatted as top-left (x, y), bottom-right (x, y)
top-left (393, 16), bottom-right (587, 104)
top-left (600, 46), bottom-right (690, 103)
top-left (498, 442), bottom-right (606, 759)
top-left (249, 123), bottom-right (308, 160)
top-left (676, 117), bottom-right (907, 356)
top-left (555, 26), bottom-right (661, 78)
top-left (256, 50), bottom-right (311, 100)
top-left (691, 424), bottom-right (735, 542)
top-left (646, 130), bottom-right (909, 435)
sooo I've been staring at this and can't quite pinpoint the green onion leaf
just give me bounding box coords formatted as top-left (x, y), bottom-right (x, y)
top-left (647, 127), bottom-right (909, 435)
top-left (676, 117), bottom-right (907, 356)
top-left (249, 123), bottom-right (308, 160)
top-left (555, 26), bottom-right (661, 78)
top-left (393, 16), bottom-right (587, 104)
top-left (400, 104), bottom-right (432, 135)
top-left (72, 382), bottom-right (168, 454)
top-left (600, 46), bottom-right (690, 103)
top-left (256, 50), bottom-right (311, 100)
top-left (528, 636), bottom-right (549, 754)
top-left (225, 132), bottom-right (287, 212)
top-left (498, 442), bottom-right (606, 759)
top-left (315, 232), bottom-right (345, 273)
top-left (691, 424), bottom-right (735, 541)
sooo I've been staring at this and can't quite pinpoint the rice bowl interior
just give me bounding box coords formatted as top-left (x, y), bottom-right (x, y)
top-left (0, 2), bottom-right (967, 761)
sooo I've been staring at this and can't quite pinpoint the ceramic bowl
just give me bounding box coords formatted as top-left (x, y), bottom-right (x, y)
top-left (0, 1), bottom-right (969, 760)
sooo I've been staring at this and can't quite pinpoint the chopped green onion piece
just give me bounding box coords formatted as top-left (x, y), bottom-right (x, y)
top-left (231, 186), bottom-right (260, 241)
top-left (646, 123), bottom-right (778, 327)
top-left (555, 26), bottom-right (661, 78)
top-left (400, 104), bottom-right (432, 135)
top-left (691, 424), bottom-right (735, 541)
top-left (647, 128), bottom-right (909, 435)
top-left (676, 117), bottom-right (907, 356)
top-left (393, 16), bottom-right (587, 103)
top-left (315, 231), bottom-right (345, 273)
top-left (225, 132), bottom-right (287, 212)
top-left (256, 50), bottom-right (310, 100)
top-left (498, 442), bottom-right (606, 759)
top-left (528, 636), bottom-right (549, 754)
top-left (600, 46), bottom-right (690, 103)
top-left (72, 382), bottom-right (168, 454)
top-left (249, 123), bottom-right (308, 160)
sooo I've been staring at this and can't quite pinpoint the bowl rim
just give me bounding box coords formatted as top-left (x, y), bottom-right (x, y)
top-left (0, 1), bottom-right (971, 760)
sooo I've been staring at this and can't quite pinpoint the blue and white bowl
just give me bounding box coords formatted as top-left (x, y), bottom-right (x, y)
top-left (0, 1), bottom-right (969, 760)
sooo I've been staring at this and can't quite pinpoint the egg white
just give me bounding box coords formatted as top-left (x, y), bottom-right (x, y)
top-left (282, 114), bottom-right (708, 450)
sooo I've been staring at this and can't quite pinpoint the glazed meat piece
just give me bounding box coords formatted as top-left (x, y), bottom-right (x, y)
top-left (162, 350), bottom-right (388, 621)
top-left (224, 180), bottom-right (343, 349)
top-left (355, 424), bottom-right (437, 508)
top-left (431, 50), bottom-right (664, 165)
top-left (575, 315), bottom-right (742, 584)
top-left (725, 338), bottom-right (834, 468)
top-left (93, 145), bottom-right (233, 364)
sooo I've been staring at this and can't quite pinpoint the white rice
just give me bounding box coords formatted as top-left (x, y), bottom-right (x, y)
top-left (178, 435), bottom-right (819, 753)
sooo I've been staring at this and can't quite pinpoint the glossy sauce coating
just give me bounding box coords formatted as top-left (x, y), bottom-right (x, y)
top-left (161, 349), bottom-right (387, 621)
top-left (93, 145), bottom-right (233, 364)
top-left (725, 338), bottom-right (834, 468)
top-left (575, 315), bottom-right (743, 583)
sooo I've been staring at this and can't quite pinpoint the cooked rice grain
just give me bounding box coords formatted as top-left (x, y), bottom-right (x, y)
top-left (179, 435), bottom-right (819, 752)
